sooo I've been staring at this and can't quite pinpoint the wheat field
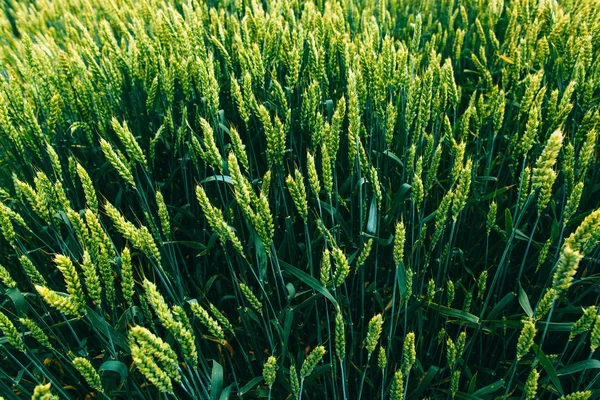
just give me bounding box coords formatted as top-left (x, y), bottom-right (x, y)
top-left (0, 0), bottom-right (599, 398)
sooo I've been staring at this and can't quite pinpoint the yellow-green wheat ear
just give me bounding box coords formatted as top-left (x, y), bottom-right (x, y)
top-left (75, 162), bottom-right (98, 214)
top-left (446, 280), bottom-right (455, 306)
top-left (286, 169), bottom-right (308, 223)
top-left (516, 317), bottom-right (537, 360)
top-left (447, 337), bottom-right (457, 368)
top-left (80, 250), bottom-right (102, 306)
top-left (155, 190), bottom-right (171, 237)
top-left (72, 357), bottom-right (103, 392)
top-left (390, 369), bottom-right (404, 400)
top-left (331, 247), bottom-right (350, 288)
top-left (402, 332), bottom-right (416, 375)
top-left (320, 249), bottom-right (332, 286)
top-left (569, 306), bottom-right (597, 341)
top-left (53, 254), bottom-right (86, 313)
top-left (0, 311), bottom-right (25, 352)
top-left (130, 341), bottom-right (174, 394)
top-left (451, 369), bottom-right (461, 398)
top-left (335, 309), bottom-right (346, 360)
top-left (239, 283), bottom-right (263, 316)
top-left (552, 244), bottom-right (583, 297)
top-left (35, 285), bottom-right (83, 317)
top-left (377, 345), bottom-right (387, 370)
top-left (0, 203), bottom-right (16, 246)
top-left (300, 345), bottom-right (326, 380)
top-left (19, 317), bottom-right (52, 349)
top-left (0, 263), bottom-right (17, 289)
top-left (31, 382), bottom-right (59, 400)
top-left (557, 392), bottom-right (592, 400)
top-left (99, 138), bottom-right (136, 189)
top-left (590, 313), bottom-right (600, 353)
top-left (534, 288), bottom-right (556, 321)
top-left (523, 368), bottom-right (539, 400)
top-left (365, 313), bottom-right (384, 355)
top-left (289, 363), bottom-right (300, 399)
top-left (121, 247), bottom-right (134, 308)
top-left (262, 355), bottom-right (278, 388)
top-left (189, 301), bottom-right (224, 341)
top-left (20, 255), bottom-right (47, 287)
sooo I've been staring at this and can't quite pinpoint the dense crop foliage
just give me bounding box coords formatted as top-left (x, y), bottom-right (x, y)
top-left (0, 0), bottom-right (599, 398)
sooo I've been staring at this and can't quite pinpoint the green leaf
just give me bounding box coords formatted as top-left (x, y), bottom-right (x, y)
top-left (533, 343), bottom-right (563, 395)
top-left (238, 376), bottom-right (263, 396)
top-left (279, 260), bottom-right (338, 307)
top-left (472, 379), bottom-right (504, 396)
top-left (486, 292), bottom-right (516, 319)
top-left (219, 384), bottom-right (232, 400)
top-left (397, 262), bottom-right (407, 300)
top-left (557, 360), bottom-right (600, 376)
top-left (99, 360), bottom-right (128, 384)
top-left (411, 365), bottom-right (439, 398)
top-left (366, 196), bottom-right (377, 234)
top-left (253, 231), bottom-right (268, 283)
top-left (505, 208), bottom-right (513, 234)
top-left (455, 392), bottom-right (482, 400)
top-left (382, 150), bottom-right (404, 167)
top-left (86, 307), bottom-right (130, 353)
top-left (434, 304), bottom-right (480, 325)
top-left (210, 360), bottom-right (224, 400)
top-left (201, 175), bottom-right (233, 185)
top-left (165, 241), bottom-right (207, 250)
top-left (6, 288), bottom-right (26, 316)
top-left (518, 284), bottom-right (533, 317)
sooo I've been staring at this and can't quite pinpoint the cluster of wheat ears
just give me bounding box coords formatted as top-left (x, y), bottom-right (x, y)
top-left (0, 0), bottom-right (599, 398)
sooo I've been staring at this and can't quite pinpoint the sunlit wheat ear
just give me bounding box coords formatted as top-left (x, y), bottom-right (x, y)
top-left (557, 391), bottom-right (592, 400)
top-left (31, 382), bottom-right (58, 400)
top-left (534, 288), bottom-right (555, 321)
top-left (569, 306), bottom-right (597, 341)
top-left (365, 313), bottom-right (383, 355)
top-left (523, 367), bottom-right (539, 400)
top-left (552, 244), bottom-right (584, 297)
top-left (300, 345), bottom-right (326, 380)
top-left (129, 325), bottom-right (181, 383)
top-left (195, 184), bottom-right (245, 256)
top-left (286, 170), bottom-right (308, 223)
top-left (35, 285), bottom-right (83, 317)
top-left (80, 250), bottom-right (102, 306)
top-left (590, 314), bottom-right (600, 352)
top-left (53, 254), bottom-right (86, 313)
top-left (19, 317), bottom-right (52, 349)
top-left (516, 317), bottom-right (536, 360)
top-left (402, 332), bottom-right (416, 375)
top-left (111, 118), bottom-right (147, 167)
top-left (198, 117), bottom-right (223, 173)
top-left (72, 357), bottom-right (103, 392)
top-left (0, 202), bottom-right (16, 246)
top-left (331, 247), bottom-right (350, 288)
top-left (239, 283), bottom-right (263, 316)
top-left (155, 191), bottom-right (171, 237)
top-left (120, 247), bottom-right (134, 308)
top-left (564, 208), bottom-right (600, 255)
top-left (263, 355), bottom-right (278, 388)
top-left (190, 301), bottom-right (224, 341)
top-left (99, 138), bottom-right (136, 189)
top-left (0, 311), bottom-right (25, 352)
top-left (0, 263), bottom-right (17, 289)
